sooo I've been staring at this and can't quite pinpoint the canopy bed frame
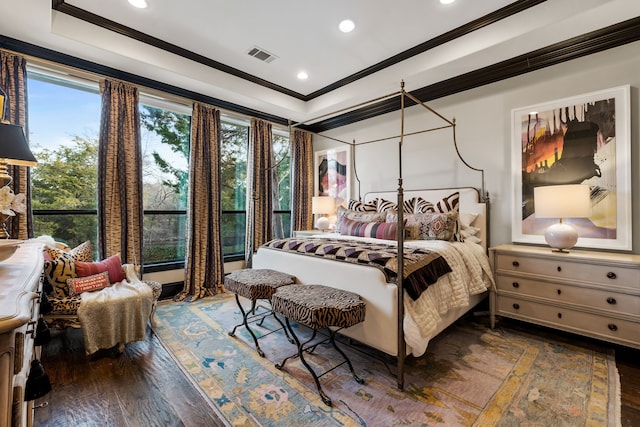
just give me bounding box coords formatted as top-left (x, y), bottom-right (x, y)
top-left (257, 82), bottom-right (491, 389)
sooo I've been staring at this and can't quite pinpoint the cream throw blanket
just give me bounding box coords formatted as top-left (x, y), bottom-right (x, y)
top-left (77, 264), bottom-right (154, 355)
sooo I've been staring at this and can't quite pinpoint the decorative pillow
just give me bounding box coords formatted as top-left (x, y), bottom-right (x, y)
top-left (45, 240), bottom-right (93, 263)
top-left (347, 198), bottom-right (398, 213)
top-left (44, 256), bottom-right (77, 297)
top-left (339, 217), bottom-right (400, 240)
top-left (374, 198), bottom-right (397, 213)
top-left (75, 254), bottom-right (125, 284)
top-left (347, 199), bottom-right (377, 212)
top-left (335, 206), bottom-right (386, 233)
top-left (425, 192), bottom-right (460, 214)
top-left (67, 271), bottom-right (110, 296)
top-left (43, 241), bottom-right (94, 297)
top-left (403, 197), bottom-right (434, 214)
top-left (388, 211), bottom-right (458, 241)
top-left (414, 212), bottom-right (459, 241)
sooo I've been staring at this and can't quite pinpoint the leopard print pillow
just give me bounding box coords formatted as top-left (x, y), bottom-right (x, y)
top-left (43, 241), bottom-right (94, 297)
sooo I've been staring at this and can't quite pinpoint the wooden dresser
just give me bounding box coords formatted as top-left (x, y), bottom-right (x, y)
top-left (489, 244), bottom-right (640, 349)
top-left (0, 241), bottom-right (44, 427)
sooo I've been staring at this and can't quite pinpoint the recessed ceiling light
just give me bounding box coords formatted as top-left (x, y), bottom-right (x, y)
top-left (440, 0), bottom-right (455, 4)
top-left (339, 19), bottom-right (355, 33)
top-left (297, 71), bottom-right (309, 80)
top-left (128, 0), bottom-right (148, 8)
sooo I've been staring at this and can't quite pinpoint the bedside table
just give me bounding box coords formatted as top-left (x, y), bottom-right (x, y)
top-left (489, 244), bottom-right (640, 349)
top-left (293, 230), bottom-right (331, 238)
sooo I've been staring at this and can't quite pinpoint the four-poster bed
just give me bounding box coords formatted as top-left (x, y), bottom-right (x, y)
top-left (253, 82), bottom-right (493, 389)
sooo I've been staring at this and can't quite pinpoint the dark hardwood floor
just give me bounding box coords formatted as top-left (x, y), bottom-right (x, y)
top-left (33, 327), bottom-right (225, 427)
top-left (33, 317), bottom-right (639, 426)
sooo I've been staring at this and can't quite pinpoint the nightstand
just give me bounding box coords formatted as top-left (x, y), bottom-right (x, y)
top-left (489, 244), bottom-right (640, 349)
top-left (293, 230), bottom-right (331, 238)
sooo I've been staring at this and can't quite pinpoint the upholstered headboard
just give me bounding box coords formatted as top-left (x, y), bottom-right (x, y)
top-left (363, 187), bottom-right (488, 252)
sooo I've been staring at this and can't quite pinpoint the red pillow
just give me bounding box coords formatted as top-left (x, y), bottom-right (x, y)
top-left (67, 271), bottom-right (110, 295)
top-left (74, 254), bottom-right (125, 284)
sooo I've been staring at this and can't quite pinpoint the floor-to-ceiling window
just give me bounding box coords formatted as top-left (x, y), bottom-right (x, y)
top-left (28, 70), bottom-right (100, 253)
top-left (140, 101), bottom-right (190, 267)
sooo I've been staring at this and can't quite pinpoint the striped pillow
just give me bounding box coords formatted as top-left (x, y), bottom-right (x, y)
top-left (336, 206), bottom-right (386, 233)
top-left (347, 199), bottom-right (377, 212)
top-left (340, 217), bottom-right (400, 240)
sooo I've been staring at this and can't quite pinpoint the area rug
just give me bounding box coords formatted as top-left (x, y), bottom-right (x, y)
top-left (152, 293), bottom-right (620, 427)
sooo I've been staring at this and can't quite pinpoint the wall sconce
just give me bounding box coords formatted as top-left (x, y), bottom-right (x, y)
top-left (312, 196), bottom-right (334, 231)
top-left (534, 184), bottom-right (591, 253)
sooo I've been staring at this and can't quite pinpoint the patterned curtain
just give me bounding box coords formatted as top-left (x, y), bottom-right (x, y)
top-left (1, 51), bottom-right (33, 239)
top-left (174, 103), bottom-right (224, 301)
top-left (245, 118), bottom-right (273, 266)
top-left (290, 129), bottom-right (313, 233)
top-left (97, 80), bottom-right (143, 266)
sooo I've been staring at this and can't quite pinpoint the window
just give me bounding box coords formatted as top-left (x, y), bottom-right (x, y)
top-left (140, 102), bottom-right (190, 265)
top-left (28, 71), bottom-right (101, 251)
top-left (272, 130), bottom-right (291, 239)
top-left (219, 119), bottom-right (248, 258)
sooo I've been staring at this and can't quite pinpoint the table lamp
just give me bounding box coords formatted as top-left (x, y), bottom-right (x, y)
top-left (533, 184), bottom-right (591, 253)
top-left (312, 196), bottom-right (334, 231)
top-left (0, 123), bottom-right (37, 187)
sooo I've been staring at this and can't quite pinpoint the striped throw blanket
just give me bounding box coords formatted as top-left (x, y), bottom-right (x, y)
top-left (261, 238), bottom-right (452, 300)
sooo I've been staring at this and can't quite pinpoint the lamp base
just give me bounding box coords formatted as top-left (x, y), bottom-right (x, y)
top-left (544, 222), bottom-right (578, 252)
top-left (316, 216), bottom-right (330, 232)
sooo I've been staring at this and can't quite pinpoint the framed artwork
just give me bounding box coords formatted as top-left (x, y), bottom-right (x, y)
top-left (511, 85), bottom-right (631, 251)
top-left (315, 146), bottom-right (350, 204)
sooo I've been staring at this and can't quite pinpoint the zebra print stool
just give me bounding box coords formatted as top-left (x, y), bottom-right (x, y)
top-left (224, 269), bottom-right (296, 357)
top-left (272, 284), bottom-right (366, 406)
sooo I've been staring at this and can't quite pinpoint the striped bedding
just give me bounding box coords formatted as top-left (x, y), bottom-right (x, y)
top-left (261, 237), bottom-right (452, 300)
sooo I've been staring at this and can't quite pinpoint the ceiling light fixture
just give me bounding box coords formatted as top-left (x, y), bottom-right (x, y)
top-left (297, 71), bottom-right (309, 80)
top-left (339, 19), bottom-right (355, 33)
top-left (128, 0), bottom-right (148, 9)
top-left (440, 0), bottom-right (455, 4)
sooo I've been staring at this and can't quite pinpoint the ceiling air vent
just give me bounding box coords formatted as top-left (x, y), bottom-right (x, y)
top-left (247, 46), bottom-right (278, 63)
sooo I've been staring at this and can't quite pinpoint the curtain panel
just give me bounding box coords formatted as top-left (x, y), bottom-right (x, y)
top-left (245, 118), bottom-right (273, 266)
top-left (98, 79), bottom-right (144, 267)
top-left (174, 102), bottom-right (224, 301)
top-left (290, 129), bottom-right (313, 233)
top-left (0, 51), bottom-right (32, 239)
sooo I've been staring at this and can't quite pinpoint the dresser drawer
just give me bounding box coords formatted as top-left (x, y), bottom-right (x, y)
top-left (495, 253), bottom-right (640, 288)
top-left (496, 295), bottom-right (640, 347)
top-left (495, 274), bottom-right (640, 317)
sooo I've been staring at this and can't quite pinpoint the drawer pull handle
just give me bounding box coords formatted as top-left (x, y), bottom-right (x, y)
top-left (557, 289), bottom-right (562, 295)
top-left (557, 266), bottom-right (562, 272)
top-left (512, 261), bottom-right (520, 267)
top-left (606, 297), bottom-right (617, 305)
top-left (512, 303), bottom-right (520, 310)
top-left (512, 282), bottom-right (519, 288)
top-left (608, 324), bottom-right (618, 331)
top-left (557, 313), bottom-right (562, 319)
top-left (606, 272), bottom-right (617, 280)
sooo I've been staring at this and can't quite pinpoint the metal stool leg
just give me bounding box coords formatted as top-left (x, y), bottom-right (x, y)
top-left (329, 330), bottom-right (364, 384)
top-left (276, 318), bottom-right (332, 406)
top-left (228, 294), bottom-right (265, 357)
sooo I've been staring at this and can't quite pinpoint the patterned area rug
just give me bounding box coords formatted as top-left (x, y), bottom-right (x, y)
top-left (153, 293), bottom-right (620, 427)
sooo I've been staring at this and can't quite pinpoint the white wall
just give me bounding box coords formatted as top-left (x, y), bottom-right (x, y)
top-left (316, 40), bottom-right (640, 253)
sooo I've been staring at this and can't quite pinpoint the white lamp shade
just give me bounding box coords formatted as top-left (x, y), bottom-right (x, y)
top-left (533, 184), bottom-right (591, 219)
top-left (312, 196), bottom-right (334, 215)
